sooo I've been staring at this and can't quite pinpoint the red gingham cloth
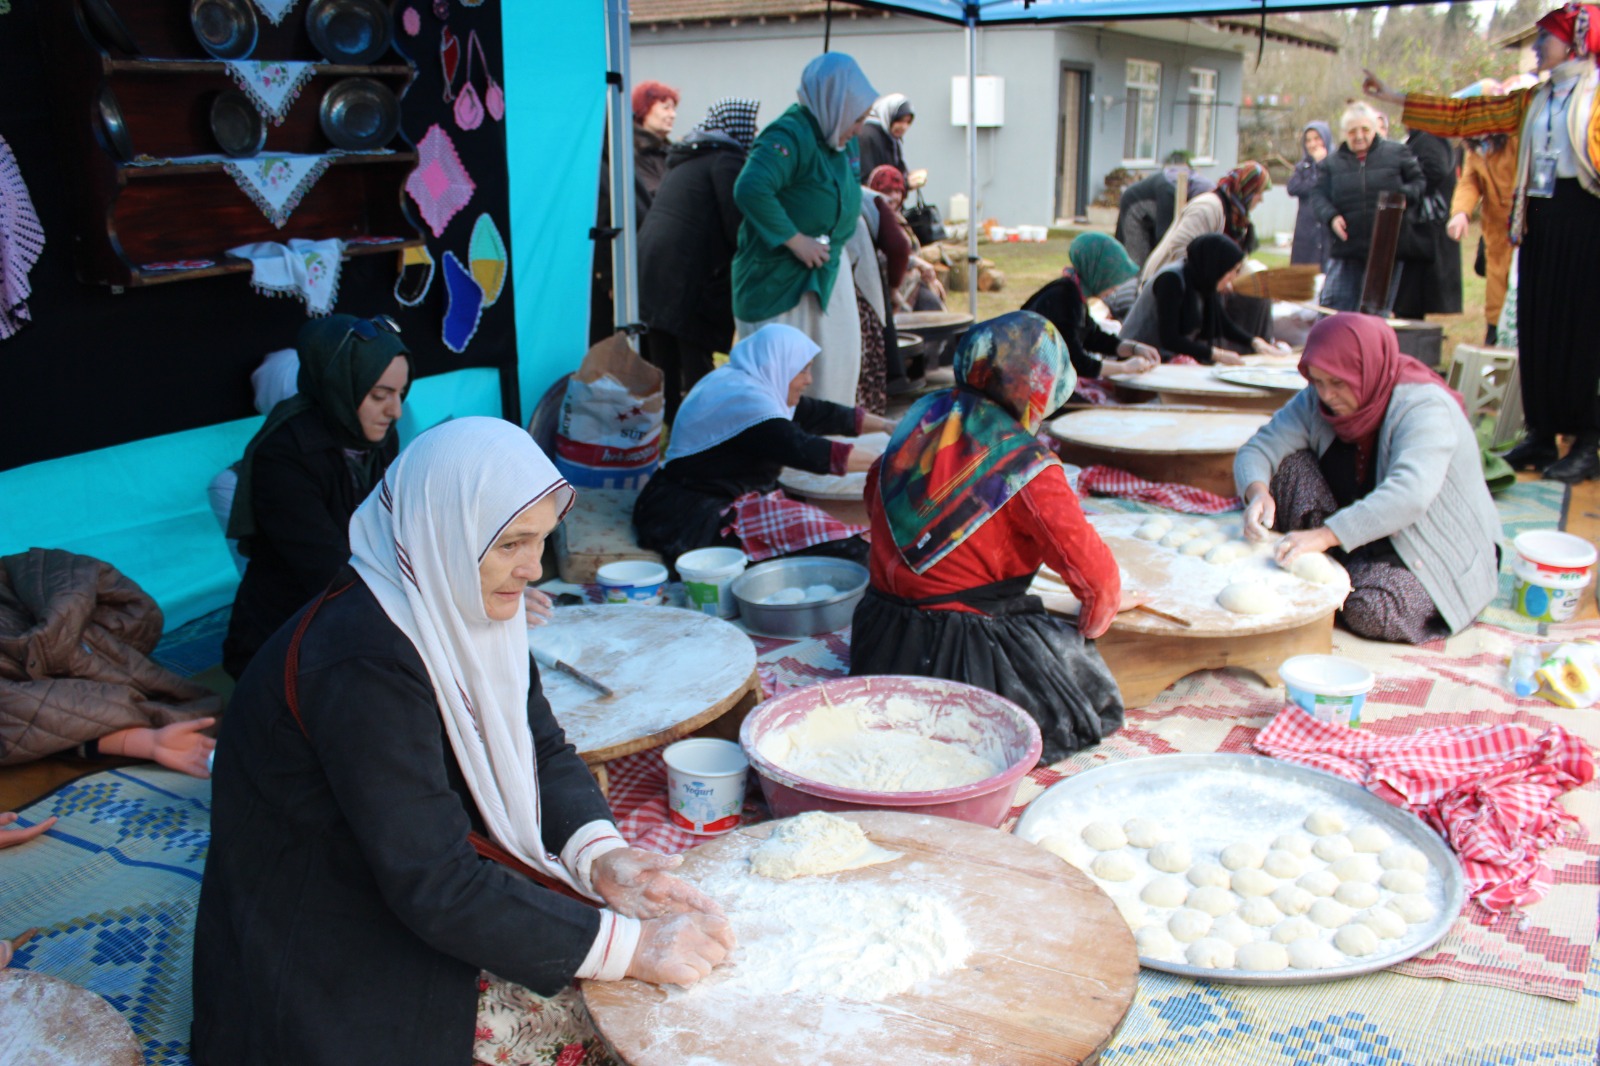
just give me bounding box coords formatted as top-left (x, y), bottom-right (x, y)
top-left (1072, 378), bottom-right (1118, 405)
top-left (1076, 465), bottom-right (1241, 514)
top-left (721, 490), bottom-right (866, 563)
top-left (1255, 710), bottom-right (1596, 912)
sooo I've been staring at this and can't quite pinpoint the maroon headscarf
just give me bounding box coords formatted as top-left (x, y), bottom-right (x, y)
top-left (1299, 313), bottom-right (1465, 443)
top-left (867, 164), bottom-right (906, 196)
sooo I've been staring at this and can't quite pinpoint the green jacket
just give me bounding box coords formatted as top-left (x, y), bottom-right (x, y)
top-left (731, 105), bottom-right (861, 322)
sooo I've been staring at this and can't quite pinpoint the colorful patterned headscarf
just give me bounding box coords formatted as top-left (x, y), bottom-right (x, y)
top-left (1212, 161), bottom-right (1270, 246)
top-left (695, 97), bottom-right (760, 150)
top-left (1066, 232), bottom-right (1139, 298)
top-left (878, 311), bottom-right (1076, 574)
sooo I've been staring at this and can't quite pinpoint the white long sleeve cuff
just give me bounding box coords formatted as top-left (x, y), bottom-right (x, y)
top-left (574, 910), bottom-right (641, 982)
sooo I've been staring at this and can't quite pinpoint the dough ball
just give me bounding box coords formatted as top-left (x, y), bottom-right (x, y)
top-left (1186, 862), bottom-right (1231, 888)
top-left (1347, 825), bottom-right (1393, 853)
top-left (1186, 885), bottom-right (1240, 917)
top-left (1114, 897), bottom-right (1151, 931)
top-left (1149, 841), bottom-right (1193, 874)
top-left (1379, 845), bottom-right (1429, 873)
top-left (1217, 581), bottom-right (1277, 615)
top-left (1309, 898), bottom-right (1354, 929)
top-left (802, 584), bottom-right (839, 601)
top-left (1312, 834), bottom-right (1355, 863)
top-left (1288, 938), bottom-right (1344, 970)
top-left (1205, 540), bottom-right (1252, 566)
top-left (1210, 913), bottom-right (1255, 948)
top-left (1231, 868), bottom-right (1278, 898)
top-left (1141, 876), bottom-right (1190, 908)
top-left (1270, 916), bottom-right (1320, 944)
top-left (1385, 894), bottom-right (1436, 925)
top-left (1334, 924), bottom-right (1381, 957)
top-left (1037, 835), bottom-right (1087, 870)
top-left (1161, 527), bottom-right (1199, 548)
top-left (1081, 820), bottom-right (1128, 851)
top-left (1134, 519), bottom-right (1173, 541)
top-left (1239, 897), bottom-right (1282, 927)
top-left (1168, 908), bottom-right (1213, 943)
top-left (1359, 906), bottom-right (1409, 940)
top-left (1334, 881), bottom-right (1380, 909)
top-left (1263, 849), bottom-right (1305, 879)
top-left (1180, 535), bottom-right (1221, 557)
top-left (1220, 842), bottom-right (1267, 871)
top-left (1135, 925), bottom-right (1180, 959)
top-left (1271, 832), bottom-right (1314, 858)
top-left (1271, 884), bottom-right (1316, 917)
top-left (1297, 869), bottom-right (1340, 897)
top-left (1185, 938), bottom-right (1236, 969)
top-left (1290, 552), bottom-right (1342, 586)
top-left (1330, 855), bottom-right (1382, 883)
top-left (1381, 869), bottom-right (1427, 895)
top-left (1123, 817), bottom-right (1168, 849)
top-left (763, 587), bottom-right (808, 605)
top-left (1091, 852), bottom-right (1139, 882)
top-left (1304, 808), bottom-right (1347, 836)
top-left (1191, 519), bottom-right (1220, 533)
top-left (1237, 941), bottom-right (1291, 972)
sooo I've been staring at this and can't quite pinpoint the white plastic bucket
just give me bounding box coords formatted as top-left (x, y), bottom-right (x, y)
top-left (596, 560), bottom-right (668, 605)
top-left (663, 738), bottom-right (748, 835)
top-left (1279, 654), bottom-right (1375, 728)
top-left (676, 546), bottom-right (747, 618)
top-left (1512, 530), bottom-right (1596, 623)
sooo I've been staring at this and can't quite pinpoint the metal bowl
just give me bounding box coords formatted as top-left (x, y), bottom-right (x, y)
top-left (305, 0), bottom-right (393, 65)
top-left (81, 0), bottom-right (141, 54)
top-left (190, 0), bottom-right (257, 59)
top-left (209, 90), bottom-right (266, 157)
top-left (318, 77), bottom-right (400, 150)
top-left (729, 557), bottom-right (868, 637)
top-left (96, 84), bottom-right (133, 161)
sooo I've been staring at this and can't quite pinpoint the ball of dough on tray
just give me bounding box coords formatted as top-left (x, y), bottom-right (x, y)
top-left (1271, 884), bottom-right (1316, 916)
top-left (1271, 832), bottom-right (1314, 858)
top-left (1304, 808), bottom-right (1347, 836)
top-left (1237, 941), bottom-right (1291, 972)
top-left (1263, 849), bottom-right (1305, 879)
top-left (1334, 924), bottom-right (1381, 957)
top-left (1270, 916), bottom-right (1320, 944)
top-left (1123, 817), bottom-right (1168, 849)
top-left (1161, 528), bottom-right (1199, 548)
top-left (1381, 869), bottom-right (1427, 895)
top-left (1347, 824), bottom-right (1393, 853)
top-left (1134, 518), bottom-right (1174, 541)
top-left (1239, 897), bottom-right (1282, 927)
top-left (1312, 834), bottom-right (1355, 863)
top-left (1168, 908), bottom-right (1213, 943)
top-left (1217, 582), bottom-right (1276, 615)
top-left (1385, 894), bottom-right (1436, 924)
top-left (1186, 885), bottom-right (1240, 917)
top-left (1038, 834), bottom-right (1083, 866)
top-left (1379, 845), bottom-right (1429, 873)
top-left (1309, 898), bottom-right (1354, 929)
top-left (1136, 925), bottom-right (1180, 959)
top-left (1210, 913), bottom-right (1255, 948)
top-left (1330, 855), bottom-right (1381, 883)
top-left (1185, 938), bottom-right (1236, 969)
top-left (1114, 897), bottom-right (1151, 930)
top-left (1081, 820), bottom-right (1128, 851)
top-left (1359, 906), bottom-right (1409, 940)
top-left (1092, 852), bottom-right (1139, 881)
top-left (1288, 938), bottom-right (1344, 970)
top-left (1141, 876), bottom-right (1190, 908)
top-left (1290, 552), bottom-right (1342, 585)
top-left (1220, 842), bottom-right (1267, 871)
top-left (1187, 862), bottom-right (1231, 888)
top-left (1205, 540), bottom-right (1252, 565)
top-left (1191, 519), bottom-right (1220, 532)
top-left (1149, 841), bottom-right (1192, 873)
top-left (1231, 868), bottom-right (1278, 898)
top-left (1297, 869), bottom-right (1340, 897)
top-left (1180, 535), bottom-right (1221, 557)
top-left (1334, 881), bottom-right (1380, 909)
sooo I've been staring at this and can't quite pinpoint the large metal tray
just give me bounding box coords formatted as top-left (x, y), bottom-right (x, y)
top-left (1013, 753), bottom-right (1466, 985)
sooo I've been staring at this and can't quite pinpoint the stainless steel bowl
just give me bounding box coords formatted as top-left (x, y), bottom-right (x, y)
top-left (190, 0), bottom-right (258, 60)
top-left (210, 89), bottom-right (266, 157)
top-left (306, 0), bottom-right (393, 65)
top-left (729, 557), bottom-right (868, 637)
top-left (318, 77), bottom-right (400, 150)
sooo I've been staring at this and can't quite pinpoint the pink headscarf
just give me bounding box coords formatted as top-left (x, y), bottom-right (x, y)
top-left (1298, 313), bottom-right (1465, 443)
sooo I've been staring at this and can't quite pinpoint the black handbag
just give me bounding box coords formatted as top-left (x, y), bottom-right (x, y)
top-left (903, 189), bottom-right (946, 245)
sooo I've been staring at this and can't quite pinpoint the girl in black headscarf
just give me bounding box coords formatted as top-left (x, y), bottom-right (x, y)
top-left (1118, 234), bottom-right (1277, 364)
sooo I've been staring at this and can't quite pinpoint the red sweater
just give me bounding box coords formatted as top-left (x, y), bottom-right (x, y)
top-left (864, 463), bottom-right (1122, 638)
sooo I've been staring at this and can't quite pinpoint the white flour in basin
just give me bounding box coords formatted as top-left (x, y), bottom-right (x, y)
top-left (756, 700), bottom-right (1002, 792)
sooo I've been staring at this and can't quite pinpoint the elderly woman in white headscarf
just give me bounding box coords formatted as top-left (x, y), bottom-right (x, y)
top-left (732, 52), bottom-right (879, 407)
top-left (858, 92), bottom-right (915, 178)
top-left (193, 417), bottom-right (734, 1066)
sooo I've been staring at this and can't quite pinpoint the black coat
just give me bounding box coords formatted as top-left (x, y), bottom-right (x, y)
top-left (194, 571), bottom-right (613, 1066)
top-left (1311, 138), bottom-right (1426, 262)
top-left (638, 132), bottom-right (746, 353)
top-left (856, 123), bottom-right (902, 180)
top-left (222, 409), bottom-right (394, 679)
top-left (1392, 130), bottom-right (1464, 317)
top-left (1287, 157), bottom-right (1332, 266)
top-left (1115, 171), bottom-right (1215, 267)
top-left (1020, 274), bottom-right (1122, 380)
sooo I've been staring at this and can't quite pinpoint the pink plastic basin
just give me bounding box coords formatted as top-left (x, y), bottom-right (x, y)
top-left (738, 675), bottom-right (1043, 827)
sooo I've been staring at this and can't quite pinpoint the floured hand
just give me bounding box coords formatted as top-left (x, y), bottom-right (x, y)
top-left (626, 911), bottom-right (736, 988)
top-left (593, 847), bottom-right (725, 920)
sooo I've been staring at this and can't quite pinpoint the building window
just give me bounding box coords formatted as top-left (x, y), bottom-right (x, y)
top-left (1123, 60), bottom-right (1161, 165)
top-left (1188, 68), bottom-right (1218, 163)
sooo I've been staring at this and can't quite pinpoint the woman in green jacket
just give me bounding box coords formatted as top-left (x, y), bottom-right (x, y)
top-left (732, 52), bottom-right (877, 408)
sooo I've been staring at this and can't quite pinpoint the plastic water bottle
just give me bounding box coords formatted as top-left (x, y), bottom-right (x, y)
top-left (1508, 645), bottom-right (1540, 699)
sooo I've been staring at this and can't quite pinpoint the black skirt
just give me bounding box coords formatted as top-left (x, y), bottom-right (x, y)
top-left (1518, 178), bottom-right (1600, 434)
top-left (848, 577), bottom-right (1125, 764)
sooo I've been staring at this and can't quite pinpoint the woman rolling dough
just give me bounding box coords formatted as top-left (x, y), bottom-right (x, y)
top-left (1119, 234), bottom-right (1280, 365)
top-left (1019, 232), bottom-right (1159, 386)
top-left (1235, 313), bottom-right (1501, 642)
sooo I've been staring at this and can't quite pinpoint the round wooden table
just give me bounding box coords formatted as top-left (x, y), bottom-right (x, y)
top-left (1048, 409), bottom-right (1269, 497)
top-left (1112, 363), bottom-right (1291, 412)
top-left (777, 432), bottom-right (891, 528)
top-left (0, 970), bottom-right (142, 1066)
top-left (583, 810), bottom-right (1138, 1066)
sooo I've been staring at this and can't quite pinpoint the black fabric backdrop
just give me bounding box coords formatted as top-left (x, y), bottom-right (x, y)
top-left (0, 0), bottom-right (518, 471)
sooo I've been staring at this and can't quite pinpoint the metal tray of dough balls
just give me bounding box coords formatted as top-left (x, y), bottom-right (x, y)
top-left (1013, 753), bottom-right (1466, 985)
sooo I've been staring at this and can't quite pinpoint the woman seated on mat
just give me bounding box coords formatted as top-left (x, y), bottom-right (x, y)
top-left (1020, 232), bottom-right (1159, 386)
top-left (849, 312), bottom-right (1125, 763)
top-left (1120, 234), bottom-right (1279, 366)
top-left (193, 418), bottom-right (733, 1066)
top-left (633, 324), bottom-right (895, 566)
top-left (1236, 313), bottom-right (1502, 644)
top-left (222, 314), bottom-right (411, 679)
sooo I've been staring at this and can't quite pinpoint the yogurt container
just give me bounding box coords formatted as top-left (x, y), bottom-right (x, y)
top-left (675, 546), bottom-right (747, 618)
top-left (663, 738), bottom-right (749, 835)
top-left (1279, 654), bottom-right (1375, 728)
top-left (1511, 530), bottom-right (1596, 623)
top-left (596, 560), bottom-right (668, 605)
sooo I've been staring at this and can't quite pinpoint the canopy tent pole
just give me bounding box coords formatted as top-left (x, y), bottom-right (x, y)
top-left (965, 7), bottom-right (978, 318)
top-left (603, 0), bottom-right (641, 344)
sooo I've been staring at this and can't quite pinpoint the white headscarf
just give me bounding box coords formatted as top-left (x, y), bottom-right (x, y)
top-left (348, 417), bottom-right (577, 882)
top-left (796, 53), bottom-right (878, 151)
top-left (867, 93), bottom-right (911, 133)
top-left (664, 324), bottom-right (820, 463)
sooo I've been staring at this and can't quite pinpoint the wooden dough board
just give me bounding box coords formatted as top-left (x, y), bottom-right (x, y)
top-left (582, 810), bottom-right (1138, 1066)
top-left (1113, 364), bottom-right (1289, 412)
top-left (1048, 410), bottom-right (1267, 496)
top-left (530, 606), bottom-right (758, 763)
top-left (0, 970), bottom-right (142, 1066)
top-left (777, 432), bottom-right (891, 527)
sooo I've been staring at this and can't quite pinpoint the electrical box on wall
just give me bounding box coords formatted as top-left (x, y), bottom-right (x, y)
top-left (950, 76), bottom-right (1004, 127)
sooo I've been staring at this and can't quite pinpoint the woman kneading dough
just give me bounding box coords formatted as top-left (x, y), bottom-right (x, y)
top-left (193, 418), bottom-right (733, 1066)
top-left (849, 312), bottom-right (1125, 762)
top-left (1119, 234), bottom-right (1279, 366)
top-left (633, 324), bottom-right (894, 565)
top-left (1235, 313), bottom-right (1501, 643)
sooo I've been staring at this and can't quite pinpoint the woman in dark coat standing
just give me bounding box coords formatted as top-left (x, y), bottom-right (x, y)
top-left (1392, 127), bottom-right (1463, 319)
top-left (639, 98), bottom-right (760, 420)
top-left (1288, 121), bottom-right (1334, 267)
top-left (222, 315), bottom-right (409, 680)
top-left (858, 93), bottom-right (914, 179)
